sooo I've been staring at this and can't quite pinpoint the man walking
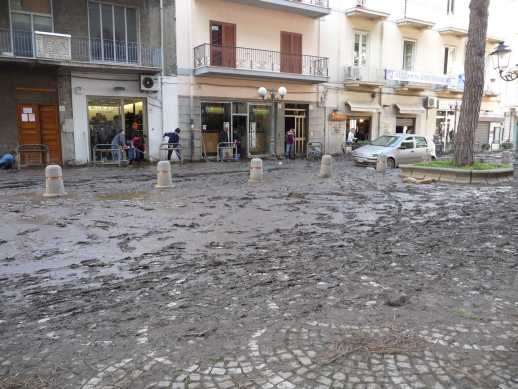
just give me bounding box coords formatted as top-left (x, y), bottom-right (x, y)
top-left (285, 129), bottom-right (295, 159)
top-left (164, 128), bottom-right (181, 160)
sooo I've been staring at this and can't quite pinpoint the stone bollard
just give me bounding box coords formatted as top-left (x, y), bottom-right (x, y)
top-left (249, 158), bottom-right (263, 183)
top-left (319, 154), bottom-right (333, 178)
top-left (155, 161), bottom-right (173, 189)
top-left (376, 155), bottom-right (387, 173)
top-left (502, 151), bottom-right (513, 165)
top-left (43, 165), bottom-right (67, 197)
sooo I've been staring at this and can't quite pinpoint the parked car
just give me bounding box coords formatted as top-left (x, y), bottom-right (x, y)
top-left (352, 134), bottom-right (436, 168)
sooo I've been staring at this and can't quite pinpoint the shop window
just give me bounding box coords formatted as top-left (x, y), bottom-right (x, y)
top-left (403, 40), bottom-right (416, 71)
top-left (88, 98), bottom-right (146, 159)
top-left (249, 105), bottom-right (272, 155)
top-left (88, 1), bottom-right (139, 63)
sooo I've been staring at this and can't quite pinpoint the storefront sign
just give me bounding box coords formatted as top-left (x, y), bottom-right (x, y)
top-left (329, 111), bottom-right (347, 122)
top-left (385, 69), bottom-right (456, 86)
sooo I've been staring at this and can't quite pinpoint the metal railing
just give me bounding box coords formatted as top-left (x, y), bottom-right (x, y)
top-left (0, 29), bottom-right (161, 68)
top-left (194, 43), bottom-right (328, 78)
top-left (159, 143), bottom-right (184, 165)
top-left (344, 65), bottom-right (386, 84)
top-left (16, 144), bottom-right (49, 169)
top-left (285, 0), bottom-right (329, 7)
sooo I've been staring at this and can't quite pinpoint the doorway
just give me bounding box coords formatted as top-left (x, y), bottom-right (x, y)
top-left (232, 115), bottom-right (247, 159)
top-left (396, 117), bottom-right (416, 134)
top-left (285, 105), bottom-right (308, 156)
top-left (210, 21), bottom-right (236, 68)
top-left (16, 103), bottom-right (61, 164)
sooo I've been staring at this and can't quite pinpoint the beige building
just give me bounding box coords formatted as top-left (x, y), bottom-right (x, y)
top-left (176, 0), bottom-right (517, 160)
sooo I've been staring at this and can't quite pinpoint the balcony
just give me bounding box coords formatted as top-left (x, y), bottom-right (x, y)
top-left (345, 5), bottom-right (389, 20)
top-left (193, 43), bottom-right (329, 83)
top-left (0, 29), bottom-right (162, 70)
top-left (222, 0), bottom-right (330, 18)
top-left (344, 65), bottom-right (385, 87)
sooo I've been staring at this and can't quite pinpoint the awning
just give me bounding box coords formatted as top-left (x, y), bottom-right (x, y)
top-left (479, 113), bottom-right (505, 122)
top-left (395, 104), bottom-right (426, 115)
top-left (345, 101), bottom-right (381, 113)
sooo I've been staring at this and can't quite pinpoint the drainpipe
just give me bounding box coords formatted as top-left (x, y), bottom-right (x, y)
top-left (377, 21), bottom-right (385, 137)
top-left (160, 0), bottom-right (165, 140)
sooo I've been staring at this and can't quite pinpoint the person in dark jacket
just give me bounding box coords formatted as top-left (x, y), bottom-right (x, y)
top-left (218, 127), bottom-right (230, 161)
top-left (163, 128), bottom-right (181, 160)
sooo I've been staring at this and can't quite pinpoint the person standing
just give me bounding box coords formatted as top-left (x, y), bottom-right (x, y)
top-left (346, 129), bottom-right (355, 145)
top-left (164, 128), bottom-right (181, 160)
top-left (285, 129), bottom-right (295, 159)
top-left (218, 126), bottom-right (230, 161)
top-left (111, 129), bottom-right (125, 161)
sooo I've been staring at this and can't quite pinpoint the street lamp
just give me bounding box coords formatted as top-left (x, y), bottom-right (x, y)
top-left (490, 41), bottom-right (518, 82)
top-left (257, 86), bottom-right (288, 157)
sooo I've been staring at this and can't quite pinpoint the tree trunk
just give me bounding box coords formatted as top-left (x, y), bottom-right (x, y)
top-left (454, 0), bottom-right (490, 166)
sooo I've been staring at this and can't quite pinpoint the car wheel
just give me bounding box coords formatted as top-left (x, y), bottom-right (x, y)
top-left (387, 158), bottom-right (396, 169)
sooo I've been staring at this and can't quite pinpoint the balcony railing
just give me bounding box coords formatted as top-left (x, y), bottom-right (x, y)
top-left (345, 65), bottom-right (386, 84)
top-left (287, 0), bottom-right (329, 6)
top-left (194, 43), bottom-right (328, 78)
top-left (0, 29), bottom-right (161, 68)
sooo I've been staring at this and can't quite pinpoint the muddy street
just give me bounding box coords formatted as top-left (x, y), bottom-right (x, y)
top-left (0, 159), bottom-right (517, 389)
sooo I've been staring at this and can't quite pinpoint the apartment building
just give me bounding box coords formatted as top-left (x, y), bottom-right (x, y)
top-left (176, 0), bottom-right (330, 160)
top-left (0, 0), bottom-right (176, 164)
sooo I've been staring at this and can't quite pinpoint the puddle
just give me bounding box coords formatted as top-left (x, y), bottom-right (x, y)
top-left (95, 191), bottom-right (148, 201)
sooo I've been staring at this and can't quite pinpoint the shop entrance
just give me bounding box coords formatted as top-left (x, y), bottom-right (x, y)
top-left (16, 103), bottom-right (62, 164)
top-left (396, 117), bottom-right (416, 134)
top-left (346, 117), bottom-right (371, 141)
top-left (87, 97), bottom-right (146, 161)
top-left (285, 105), bottom-right (308, 156)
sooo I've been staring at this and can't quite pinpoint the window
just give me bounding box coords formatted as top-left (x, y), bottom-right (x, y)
top-left (10, 0), bottom-right (53, 57)
top-left (403, 40), bottom-right (416, 71)
top-left (415, 137), bottom-right (428, 148)
top-left (353, 31), bottom-right (368, 66)
top-left (447, 0), bottom-right (455, 14)
top-left (10, 0), bottom-right (51, 13)
top-left (443, 46), bottom-right (456, 75)
top-left (88, 2), bottom-right (139, 63)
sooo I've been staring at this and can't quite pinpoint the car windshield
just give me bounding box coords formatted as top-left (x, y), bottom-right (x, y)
top-left (370, 136), bottom-right (400, 147)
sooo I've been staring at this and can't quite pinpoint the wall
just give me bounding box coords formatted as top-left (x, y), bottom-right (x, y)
top-left (70, 72), bottom-right (162, 163)
top-left (0, 63), bottom-right (58, 155)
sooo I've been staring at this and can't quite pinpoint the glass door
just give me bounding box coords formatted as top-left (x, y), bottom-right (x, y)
top-left (248, 104), bottom-right (272, 157)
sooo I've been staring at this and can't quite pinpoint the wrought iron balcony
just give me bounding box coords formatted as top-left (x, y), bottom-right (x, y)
top-left (222, 0), bottom-right (330, 18)
top-left (0, 29), bottom-right (161, 69)
top-left (193, 43), bottom-right (328, 83)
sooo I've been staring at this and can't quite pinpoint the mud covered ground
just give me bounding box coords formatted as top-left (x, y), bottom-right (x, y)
top-left (0, 158), bottom-right (517, 389)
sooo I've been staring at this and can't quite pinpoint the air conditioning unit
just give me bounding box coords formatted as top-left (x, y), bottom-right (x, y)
top-left (140, 75), bottom-right (160, 92)
top-left (425, 96), bottom-right (438, 109)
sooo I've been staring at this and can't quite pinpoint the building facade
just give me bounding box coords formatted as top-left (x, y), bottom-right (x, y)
top-left (176, 0), bottom-right (518, 160)
top-left (175, 0), bottom-right (331, 161)
top-left (0, 0), bottom-right (176, 165)
top-left (320, 0), bottom-right (517, 155)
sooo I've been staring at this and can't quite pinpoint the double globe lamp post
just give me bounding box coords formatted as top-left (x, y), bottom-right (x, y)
top-left (257, 86), bottom-right (287, 157)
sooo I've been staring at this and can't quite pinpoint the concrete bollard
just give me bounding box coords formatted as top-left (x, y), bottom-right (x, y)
top-left (155, 161), bottom-right (173, 189)
top-left (376, 155), bottom-right (387, 173)
top-left (43, 165), bottom-right (67, 197)
top-left (319, 154), bottom-right (333, 178)
top-left (502, 151), bottom-right (513, 165)
top-left (249, 158), bottom-right (263, 183)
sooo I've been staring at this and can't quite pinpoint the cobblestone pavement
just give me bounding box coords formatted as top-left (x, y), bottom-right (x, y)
top-left (0, 158), bottom-right (517, 388)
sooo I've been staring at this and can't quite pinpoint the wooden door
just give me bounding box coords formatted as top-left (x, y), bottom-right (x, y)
top-left (281, 32), bottom-right (302, 74)
top-left (39, 105), bottom-right (62, 164)
top-left (210, 21), bottom-right (236, 68)
top-left (17, 104), bottom-right (41, 165)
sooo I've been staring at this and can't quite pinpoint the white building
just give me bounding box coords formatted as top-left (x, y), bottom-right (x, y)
top-left (174, 0), bottom-right (517, 160)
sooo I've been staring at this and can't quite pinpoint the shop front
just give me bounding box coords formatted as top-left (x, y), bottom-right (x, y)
top-left (344, 101), bottom-right (380, 142)
top-left (201, 101), bottom-right (274, 160)
top-left (87, 98), bottom-right (146, 161)
top-left (394, 104), bottom-right (425, 134)
top-left (71, 73), bottom-right (162, 164)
